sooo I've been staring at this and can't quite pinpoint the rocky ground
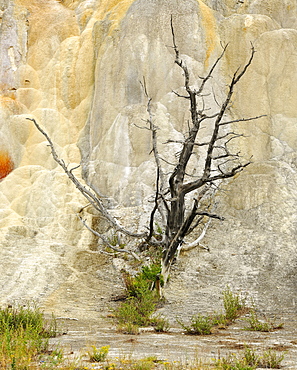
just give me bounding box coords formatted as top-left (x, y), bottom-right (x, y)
top-left (47, 300), bottom-right (297, 369)
top-left (37, 246), bottom-right (297, 368)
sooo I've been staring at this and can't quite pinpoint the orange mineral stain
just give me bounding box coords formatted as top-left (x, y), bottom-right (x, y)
top-left (0, 151), bottom-right (14, 180)
top-left (197, 0), bottom-right (218, 67)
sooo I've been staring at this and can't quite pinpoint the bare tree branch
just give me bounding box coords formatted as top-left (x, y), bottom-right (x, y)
top-left (27, 117), bottom-right (147, 239)
top-left (147, 167), bottom-right (161, 242)
top-left (183, 217), bottom-right (211, 250)
top-left (219, 114), bottom-right (266, 126)
top-left (172, 90), bottom-right (190, 99)
top-left (79, 216), bottom-right (140, 260)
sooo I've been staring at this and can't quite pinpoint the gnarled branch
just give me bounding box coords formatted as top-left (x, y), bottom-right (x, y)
top-left (27, 117), bottom-right (147, 240)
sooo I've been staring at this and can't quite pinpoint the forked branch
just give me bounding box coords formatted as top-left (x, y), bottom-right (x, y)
top-left (26, 118), bottom-right (146, 240)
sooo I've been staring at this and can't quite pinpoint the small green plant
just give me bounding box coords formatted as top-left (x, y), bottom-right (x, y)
top-left (242, 346), bottom-right (259, 367)
top-left (177, 287), bottom-right (248, 335)
top-left (211, 312), bottom-right (228, 328)
top-left (214, 346), bottom-right (285, 370)
top-left (116, 293), bottom-right (157, 327)
top-left (118, 322), bottom-right (139, 335)
top-left (151, 315), bottom-right (170, 332)
top-left (223, 286), bottom-right (246, 323)
top-left (244, 310), bottom-right (284, 332)
top-left (177, 314), bottom-right (213, 335)
top-left (122, 264), bottom-right (164, 298)
top-left (258, 349), bottom-right (285, 368)
top-left (215, 357), bottom-right (254, 370)
top-left (114, 263), bottom-right (165, 334)
top-left (130, 356), bottom-right (157, 370)
top-left (87, 345), bottom-right (110, 362)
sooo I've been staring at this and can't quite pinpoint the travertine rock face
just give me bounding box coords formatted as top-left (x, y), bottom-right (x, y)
top-left (0, 0), bottom-right (296, 317)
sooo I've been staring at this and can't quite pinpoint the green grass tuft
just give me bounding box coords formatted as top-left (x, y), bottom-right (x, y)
top-left (0, 303), bottom-right (56, 369)
top-left (114, 264), bottom-right (164, 333)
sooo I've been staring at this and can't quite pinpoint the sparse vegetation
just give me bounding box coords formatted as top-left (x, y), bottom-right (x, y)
top-left (115, 294), bottom-right (157, 327)
top-left (40, 347), bottom-right (284, 370)
top-left (259, 349), bottom-right (285, 368)
top-left (244, 309), bottom-right (284, 332)
top-left (214, 346), bottom-right (285, 369)
top-left (114, 263), bottom-right (164, 333)
top-left (0, 313), bottom-right (286, 370)
top-left (177, 287), bottom-right (247, 335)
top-left (210, 312), bottom-right (228, 328)
top-left (151, 315), bottom-right (170, 332)
top-left (122, 263), bottom-right (164, 298)
top-left (223, 286), bottom-right (247, 323)
top-left (87, 345), bottom-right (110, 362)
top-left (177, 313), bottom-right (213, 335)
top-left (128, 356), bottom-right (157, 370)
top-left (117, 321), bottom-right (140, 335)
top-left (176, 286), bottom-right (286, 339)
top-left (0, 303), bottom-right (56, 369)
top-left (0, 293), bottom-right (287, 369)
top-left (88, 355), bottom-right (211, 370)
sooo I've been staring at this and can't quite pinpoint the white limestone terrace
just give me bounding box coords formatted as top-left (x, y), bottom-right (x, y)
top-left (0, 0), bottom-right (296, 332)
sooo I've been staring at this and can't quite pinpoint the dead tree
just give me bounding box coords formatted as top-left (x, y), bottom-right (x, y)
top-left (28, 19), bottom-right (264, 285)
top-left (143, 19), bottom-right (265, 282)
